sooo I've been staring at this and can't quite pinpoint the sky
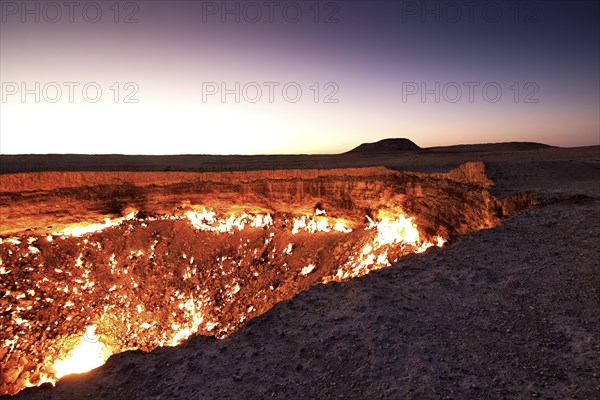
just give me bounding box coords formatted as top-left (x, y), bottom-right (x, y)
top-left (1, 0), bottom-right (599, 154)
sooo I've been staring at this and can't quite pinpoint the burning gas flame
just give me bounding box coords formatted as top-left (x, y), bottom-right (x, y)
top-left (291, 215), bottom-right (352, 234)
top-left (52, 211), bottom-right (137, 238)
top-left (186, 209), bottom-right (273, 232)
top-left (51, 326), bottom-right (111, 379)
top-left (325, 211), bottom-right (445, 282)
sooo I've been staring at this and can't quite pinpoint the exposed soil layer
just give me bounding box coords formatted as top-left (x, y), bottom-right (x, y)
top-left (1, 163), bottom-right (502, 237)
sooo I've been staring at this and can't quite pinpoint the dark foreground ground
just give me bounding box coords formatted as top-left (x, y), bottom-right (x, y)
top-left (5, 145), bottom-right (600, 399)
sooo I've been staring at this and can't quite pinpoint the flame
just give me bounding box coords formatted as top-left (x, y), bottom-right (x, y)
top-left (53, 211), bottom-right (137, 238)
top-left (291, 215), bottom-right (352, 234)
top-left (371, 212), bottom-right (420, 246)
top-left (186, 208), bottom-right (352, 236)
top-left (300, 264), bottom-right (316, 275)
top-left (51, 326), bottom-right (111, 379)
top-left (437, 236), bottom-right (446, 247)
top-left (186, 209), bottom-right (273, 232)
top-left (325, 210), bottom-right (445, 282)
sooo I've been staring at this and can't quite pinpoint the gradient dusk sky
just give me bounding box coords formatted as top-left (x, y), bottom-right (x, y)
top-left (1, 0), bottom-right (598, 154)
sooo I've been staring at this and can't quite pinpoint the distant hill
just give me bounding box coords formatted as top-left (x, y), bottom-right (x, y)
top-left (426, 142), bottom-right (554, 153)
top-left (347, 138), bottom-right (421, 153)
top-left (347, 139), bottom-right (553, 154)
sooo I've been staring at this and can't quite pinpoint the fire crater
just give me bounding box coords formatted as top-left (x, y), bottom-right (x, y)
top-left (0, 163), bottom-right (536, 395)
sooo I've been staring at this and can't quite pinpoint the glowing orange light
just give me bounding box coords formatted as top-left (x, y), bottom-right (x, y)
top-left (52, 326), bottom-right (111, 379)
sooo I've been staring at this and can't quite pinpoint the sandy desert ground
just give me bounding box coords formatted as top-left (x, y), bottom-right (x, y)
top-left (1, 143), bottom-right (599, 399)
